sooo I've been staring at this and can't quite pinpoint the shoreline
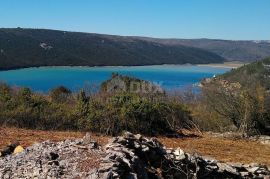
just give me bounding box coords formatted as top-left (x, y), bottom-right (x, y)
top-left (0, 63), bottom-right (242, 72)
top-left (197, 62), bottom-right (247, 69)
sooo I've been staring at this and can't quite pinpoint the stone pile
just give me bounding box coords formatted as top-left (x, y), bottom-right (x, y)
top-left (0, 132), bottom-right (269, 178)
top-left (98, 132), bottom-right (270, 178)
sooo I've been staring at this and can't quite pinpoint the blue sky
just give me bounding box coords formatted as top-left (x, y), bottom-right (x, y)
top-left (0, 0), bottom-right (269, 40)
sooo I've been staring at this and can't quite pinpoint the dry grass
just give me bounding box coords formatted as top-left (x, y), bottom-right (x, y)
top-left (159, 134), bottom-right (270, 166)
top-left (0, 127), bottom-right (109, 149)
top-left (1, 127), bottom-right (270, 167)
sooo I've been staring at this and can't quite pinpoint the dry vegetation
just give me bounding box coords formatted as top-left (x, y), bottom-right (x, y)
top-left (1, 127), bottom-right (270, 167)
top-left (159, 134), bottom-right (270, 166)
top-left (0, 127), bottom-right (109, 149)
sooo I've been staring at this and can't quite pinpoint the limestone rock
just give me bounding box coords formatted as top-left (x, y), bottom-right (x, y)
top-left (0, 138), bottom-right (102, 178)
top-left (98, 132), bottom-right (270, 178)
top-left (172, 147), bottom-right (185, 161)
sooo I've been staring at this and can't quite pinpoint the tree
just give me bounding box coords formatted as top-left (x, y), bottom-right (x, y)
top-left (76, 90), bottom-right (89, 116)
top-left (18, 87), bottom-right (32, 105)
top-left (75, 90), bottom-right (90, 129)
top-left (0, 82), bottom-right (11, 102)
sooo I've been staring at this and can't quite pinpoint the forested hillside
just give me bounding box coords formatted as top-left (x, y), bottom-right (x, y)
top-left (0, 28), bottom-right (225, 70)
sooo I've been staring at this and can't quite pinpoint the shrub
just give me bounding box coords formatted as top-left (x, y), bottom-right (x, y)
top-left (201, 80), bottom-right (270, 136)
top-left (0, 81), bottom-right (193, 136)
top-left (49, 86), bottom-right (71, 103)
top-left (85, 92), bottom-right (192, 135)
top-left (0, 82), bottom-right (12, 102)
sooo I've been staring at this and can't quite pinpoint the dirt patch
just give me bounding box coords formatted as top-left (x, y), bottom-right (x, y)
top-left (0, 127), bottom-right (109, 150)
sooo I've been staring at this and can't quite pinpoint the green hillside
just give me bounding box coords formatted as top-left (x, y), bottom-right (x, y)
top-left (0, 28), bottom-right (225, 70)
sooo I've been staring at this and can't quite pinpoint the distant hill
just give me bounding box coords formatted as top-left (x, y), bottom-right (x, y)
top-left (219, 57), bottom-right (270, 89)
top-left (0, 28), bottom-right (225, 70)
top-left (136, 37), bottom-right (270, 62)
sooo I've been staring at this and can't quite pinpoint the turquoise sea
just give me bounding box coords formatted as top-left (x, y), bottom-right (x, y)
top-left (0, 65), bottom-right (231, 93)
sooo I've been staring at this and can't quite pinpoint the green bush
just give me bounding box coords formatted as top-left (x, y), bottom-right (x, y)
top-left (0, 83), bottom-right (192, 136)
top-left (84, 92), bottom-right (191, 135)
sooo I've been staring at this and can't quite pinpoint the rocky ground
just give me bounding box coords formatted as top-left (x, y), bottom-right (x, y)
top-left (0, 132), bottom-right (269, 179)
top-left (0, 133), bottom-right (103, 178)
top-left (2, 127), bottom-right (270, 166)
